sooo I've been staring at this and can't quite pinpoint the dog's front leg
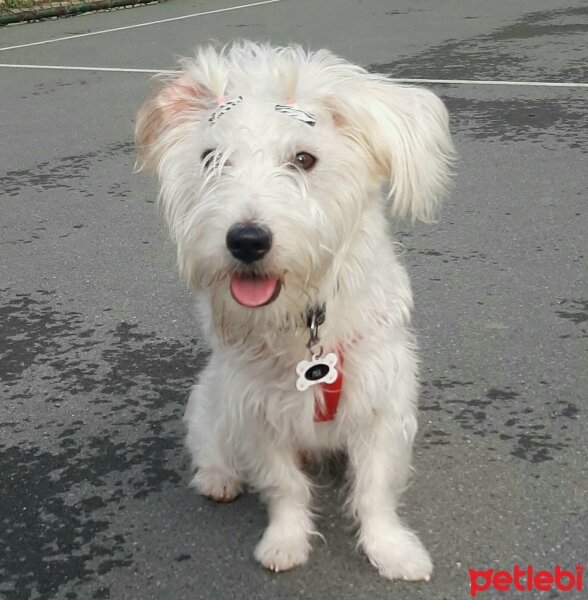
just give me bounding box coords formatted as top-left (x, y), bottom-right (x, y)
top-left (347, 414), bottom-right (433, 581)
top-left (185, 372), bottom-right (243, 503)
top-left (252, 442), bottom-right (313, 572)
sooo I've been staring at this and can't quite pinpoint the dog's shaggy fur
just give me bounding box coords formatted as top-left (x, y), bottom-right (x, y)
top-left (135, 41), bottom-right (454, 581)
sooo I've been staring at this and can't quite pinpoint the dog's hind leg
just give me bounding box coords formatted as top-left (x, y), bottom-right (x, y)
top-left (346, 404), bottom-right (433, 581)
top-left (184, 365), bottom-right (243, 503)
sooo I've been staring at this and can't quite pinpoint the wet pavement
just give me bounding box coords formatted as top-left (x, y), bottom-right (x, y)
top-left (1, 1), bottom-right (587, 599)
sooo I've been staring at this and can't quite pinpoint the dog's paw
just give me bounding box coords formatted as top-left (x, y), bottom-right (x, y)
top-left (363, 528), bottom-right (433, 582)
top-left (254, 527), bottom-right (310, 572)
top-left (190, 467), bottom-right (243, 503)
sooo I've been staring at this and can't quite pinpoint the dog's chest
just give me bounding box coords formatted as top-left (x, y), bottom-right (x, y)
top-left (225, 342), bottom-right (354, 444)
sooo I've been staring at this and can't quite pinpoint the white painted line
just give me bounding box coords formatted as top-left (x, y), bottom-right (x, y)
top-left (389, 77), bottom-right (588, 89)
top-left (0, 63), bottom-right (174, 74)
top-left (1, 63), bottom-right (588, 90)
top-left (0, 0), bottom-right (281, 52)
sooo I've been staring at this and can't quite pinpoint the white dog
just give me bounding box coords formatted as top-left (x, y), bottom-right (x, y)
top-left (135, 41), bottom-right (453, 581)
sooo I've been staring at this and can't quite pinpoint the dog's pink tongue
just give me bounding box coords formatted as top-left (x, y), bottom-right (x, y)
top-left (230, 274), bottom-right (279, 307)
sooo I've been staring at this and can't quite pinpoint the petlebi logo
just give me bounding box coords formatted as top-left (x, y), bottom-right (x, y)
top-left (469, 564), bottom-right (584, 597)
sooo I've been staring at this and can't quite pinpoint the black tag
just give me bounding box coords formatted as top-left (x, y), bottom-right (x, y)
top-left (305, 363), bottom-right (330, 381)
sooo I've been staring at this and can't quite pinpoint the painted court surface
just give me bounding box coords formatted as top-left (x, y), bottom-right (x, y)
top-left (1, 1), bottom-right (587, 598)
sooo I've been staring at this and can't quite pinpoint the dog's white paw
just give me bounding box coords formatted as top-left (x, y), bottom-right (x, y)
top-left (254, 527), bottom-right (310, 572)
top-left (363, 528), bottom-right (433, 582)
top-left (190, 467), bottom-right (243, 503)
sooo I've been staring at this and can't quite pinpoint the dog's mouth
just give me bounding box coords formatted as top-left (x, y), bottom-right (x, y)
top-left (229, 272), bottom-right (282, 308)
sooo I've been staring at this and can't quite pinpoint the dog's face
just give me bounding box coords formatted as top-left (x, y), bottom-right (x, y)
top-left (136, 43), bottom-right (453, 327)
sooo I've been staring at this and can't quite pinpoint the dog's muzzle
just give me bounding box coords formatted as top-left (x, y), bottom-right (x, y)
top-left (226, 223), bottom-right (281, 308)
top-left (226, 223), bottom-right (272, 264)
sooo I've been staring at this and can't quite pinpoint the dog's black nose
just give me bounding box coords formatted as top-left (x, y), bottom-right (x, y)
top-left (226, 223), bottom-right (272, 264)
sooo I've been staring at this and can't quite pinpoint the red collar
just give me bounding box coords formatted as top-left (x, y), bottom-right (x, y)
top-left (314, 352), bottom-right (344, 422)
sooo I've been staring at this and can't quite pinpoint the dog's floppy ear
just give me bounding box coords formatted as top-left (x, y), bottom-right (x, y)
top-left (328, 76), bottom-right (455, 222)
top-left (135, 73), bottom-right (213, 173)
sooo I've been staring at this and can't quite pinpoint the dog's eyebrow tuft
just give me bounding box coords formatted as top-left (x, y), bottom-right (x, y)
top-left (274, 105), bottom-right (316, 127)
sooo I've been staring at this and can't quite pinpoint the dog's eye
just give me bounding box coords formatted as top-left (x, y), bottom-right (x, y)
top-left (201, 149), bottom-right (216, 168)
top-left (291, 152), bottom-right (317, 172)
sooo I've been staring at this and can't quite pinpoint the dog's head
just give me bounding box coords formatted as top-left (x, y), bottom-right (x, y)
top-left (136, 42), bottom-right (454, 329)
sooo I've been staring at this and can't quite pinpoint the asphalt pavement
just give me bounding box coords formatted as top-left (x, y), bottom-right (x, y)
top-left (1, 1), bottom-right (587, 599)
